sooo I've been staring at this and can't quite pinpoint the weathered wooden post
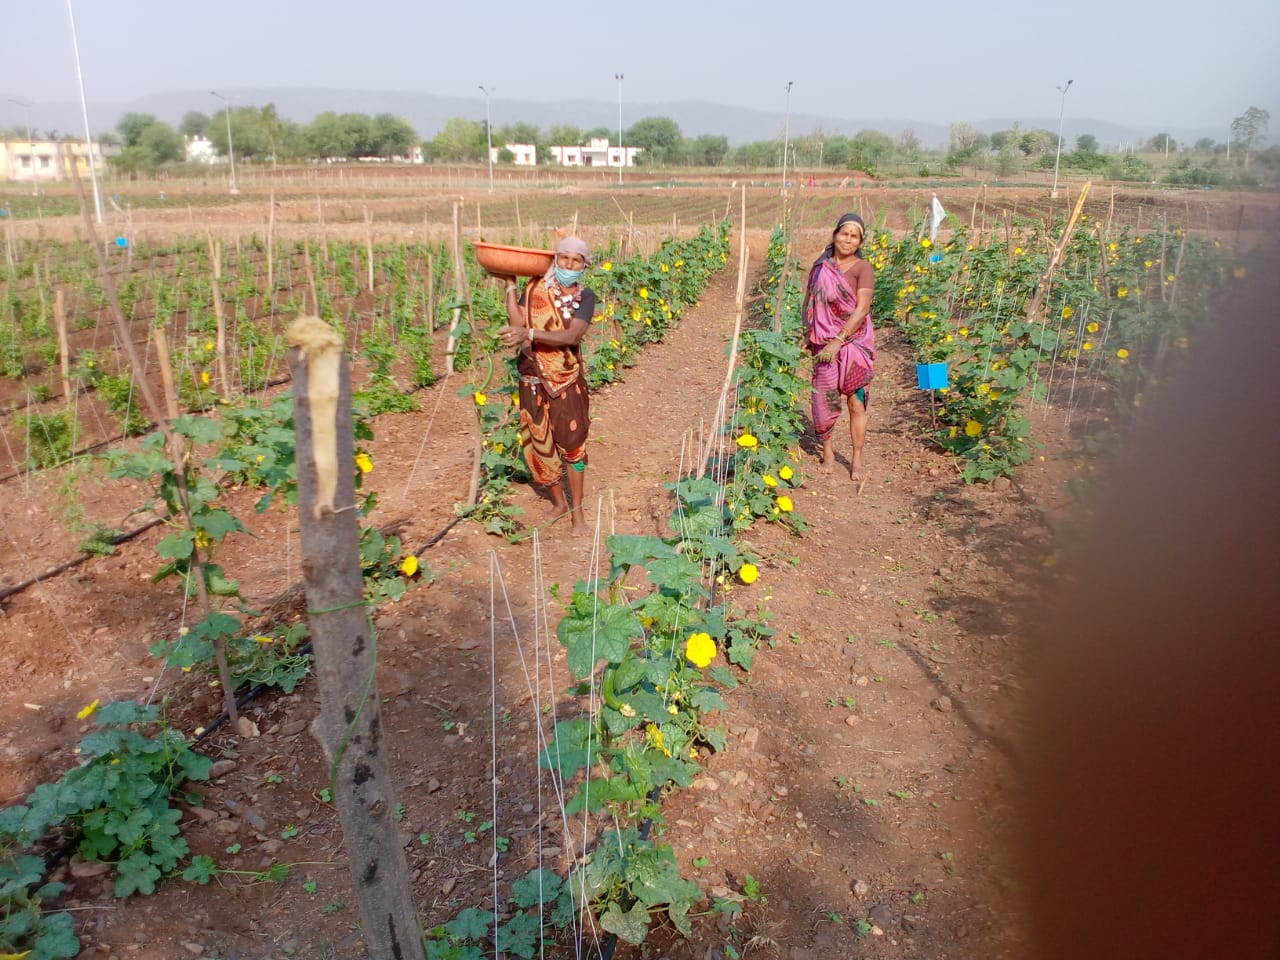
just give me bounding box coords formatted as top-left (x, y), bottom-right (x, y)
top-left (286, 316), bottom-right (426, 960)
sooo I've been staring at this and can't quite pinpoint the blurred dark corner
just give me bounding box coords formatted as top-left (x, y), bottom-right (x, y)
top-left (1025, 241), bottom-right (1280, 959)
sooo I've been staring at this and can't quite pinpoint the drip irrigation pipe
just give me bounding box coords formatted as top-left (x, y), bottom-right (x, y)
top-left (0, 375), bottom-right (293, 486)
top-left (0, 517), bottom-right (164, 603)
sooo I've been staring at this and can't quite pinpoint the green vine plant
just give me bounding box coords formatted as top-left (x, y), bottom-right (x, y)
top-left (423, 223), bottom-right (806, 956)
top-left (870, 211), bottom-right (1232, 481)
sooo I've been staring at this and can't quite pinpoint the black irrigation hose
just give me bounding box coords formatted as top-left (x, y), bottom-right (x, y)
top-left (0, 374), bottom-right (294, 486)
top-left (0, 517), bottom-right (165, 604)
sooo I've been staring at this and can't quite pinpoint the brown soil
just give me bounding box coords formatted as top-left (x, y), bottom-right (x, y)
top-left (0, 177), bottom-right (1270, 959)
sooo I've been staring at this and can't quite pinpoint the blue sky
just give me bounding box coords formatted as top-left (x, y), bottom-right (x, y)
top-left (4, 0), bottom-right (1277, 139)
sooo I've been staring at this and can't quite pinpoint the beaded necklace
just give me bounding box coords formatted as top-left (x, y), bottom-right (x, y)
top-left (549, 280), bottom-right (583, 323)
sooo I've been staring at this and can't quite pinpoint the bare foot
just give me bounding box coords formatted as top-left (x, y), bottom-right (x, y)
top-left (850, 465), bottom-right (868, 495)
top-left (570, 520), bottom-right (590, 538)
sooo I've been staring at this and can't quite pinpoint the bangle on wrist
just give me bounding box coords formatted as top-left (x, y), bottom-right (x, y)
top-left (527, 327), bottom-right (534, 344)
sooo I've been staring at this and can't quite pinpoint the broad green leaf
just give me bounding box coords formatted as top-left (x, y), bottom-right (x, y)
top-left (510, 868), bottom-right (563, 908)
top-left (113, 852), bottom-right (161, 897)
top-left (444, 907), bottom-right (495, 942)
top-left (156, 530), bottom-right (195, 560)
top-left (600, 900), bottom-right (651, 945)
top-left (557, 602), bottom-right (642, 678)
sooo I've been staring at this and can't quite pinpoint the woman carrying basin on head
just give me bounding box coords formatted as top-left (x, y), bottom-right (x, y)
top-left (496, 236), bottom-right (596, 536)
top-left (802, 212), bottom-right (876, 490)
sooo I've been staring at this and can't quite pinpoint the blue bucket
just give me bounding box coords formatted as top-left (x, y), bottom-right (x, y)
top-left (916, 362), bottom-right (948, 390)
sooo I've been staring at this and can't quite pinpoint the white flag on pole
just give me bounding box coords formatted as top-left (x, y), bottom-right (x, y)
top-left (930, 194), bottom-right (947, 243)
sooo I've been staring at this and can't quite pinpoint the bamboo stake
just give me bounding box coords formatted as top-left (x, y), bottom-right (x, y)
top-left (206, 234), bottom-right (231, 401)
top-left (68, 163), bottom-right (241, 728)
top-left (364, 205), bottom-right (375, 293)
top-left (1025, 181), bottom-right (1093, 322)
top-left (55, 289), bottom-right (71, 402)
top-left (426, 252), bottom-right (436, 332)
top-left (152, 325), bottom-right (181, 423)
top-left (304, 241), bottom-right (321, 317)
top-left (316, 196), bottom-right (328, 260)
top-left (266, 190), bottom-right (275, 293)
top-left (701, 186), bottom-right (750, 478)
top-left (445, 202), bottom-right (465, 373)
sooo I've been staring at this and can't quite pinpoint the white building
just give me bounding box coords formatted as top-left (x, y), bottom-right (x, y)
top-left (490, 142), bottom-right (537, 166)
top-left (185, 135), bottom-right (218, 164)
top-left (549, 137), bottom-right (641, 168)
top-left (0, 138), bottom-right (115, 185)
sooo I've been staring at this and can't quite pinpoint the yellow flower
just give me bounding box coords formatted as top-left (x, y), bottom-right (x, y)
top-left (77, 699), bottom-right (101, 720)
top-left (686, 632), bottom-right (717, 668)
top-left (400, 555), bottom-right (419, 577)
top-left (776, 495), bottom-right (794, 513)
top-left (779, 465), bottom-right (794, 481)
top-left (204, 340), bottom-right (215, 351)
top-left (667, 704), bottom-right (679, 715)
top-left (639, 287), bottom-right (649, 299)
top-left (976, 383), bottom-right (990, 394)
top-left (675, 260), bottom-right (684, 267)
top-left (253, 635), bottom-right (274, 644)
top-left (920, 238), bottom-right (932, 249)
top-left (194, 529), bottom-right (212, 550)
top-left (964, 420), bottom-right (983, 438)
top-left (601, 261), bottom-right (613, 271)
top-left (1087, 322), bottom-right (1099, 333)
top-left (619, 703), bottom-right (637, 718)
top-left (763, 474), bottom-right (778, 487)
top-left (1117, 287), bottom-right (1129, 299)
top-left (1116, 348), bottom-right (1130, 359)
top-left (958, 326), bottom-right (969, 336)
top-left (736, 433), bottom-right (759, 449)
top-left (739, 563), bottom-right (759, 584)
top-left (354, 452), bottom-right (373, 474)
top-left (1144, 259), bottom-right (1154, 268)
top-left (1014, 246), bottom-right (1024, 255)
top-left (1062, 306), bottom-right (1074, 319)
top-left (660, 263), bottom-right (670, 273)
top-left (1083, 341), bottom-right (1094, 351)
top-left (512, 395), bottom-right (520, 408)
top-left (646, 723), bottom-right (672, 756)
top-left (473, 391), bottom-right (487, 406)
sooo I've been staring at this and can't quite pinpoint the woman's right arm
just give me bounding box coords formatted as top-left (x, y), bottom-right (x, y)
top-left (502, 277), bottom-right (526, 326)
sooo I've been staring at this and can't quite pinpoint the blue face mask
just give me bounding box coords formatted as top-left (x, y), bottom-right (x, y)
top-left (554, 266), bottom-right (584, 287)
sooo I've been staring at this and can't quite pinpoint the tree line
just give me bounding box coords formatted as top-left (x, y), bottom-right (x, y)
top-left (2, 102), bottom-right (1269, 182)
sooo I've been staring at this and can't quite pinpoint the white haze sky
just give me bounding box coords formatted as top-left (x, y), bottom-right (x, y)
top-left (4, 0), bottom-right (1278, 137)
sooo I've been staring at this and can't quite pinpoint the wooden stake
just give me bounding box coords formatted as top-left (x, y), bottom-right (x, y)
top-left (55, 289), bottom-right (71, 402)
top-left (304, 241), bottom-right (321, 317)
top-left (206, 234), bottom-right (231, 401)
top-left (426, 252), bottom-right (436, 333)
top-left (285, 318), bottom-right (427, 960)
top-left (701, 187), bottom-right (751, 478)
top-left (152, 324), bottom-right (181, 421)
top-left (267, 190), bottom-right (276, 293)
top-left (445, 202), bottom-right (465, 373)
top-left (364, 205), bottom-right (375, 293)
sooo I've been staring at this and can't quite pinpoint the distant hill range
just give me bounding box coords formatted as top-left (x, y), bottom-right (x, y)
top-left (0, 86), bottom-right (1226, 152)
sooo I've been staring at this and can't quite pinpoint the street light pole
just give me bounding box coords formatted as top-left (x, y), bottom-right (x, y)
top-left (65, 0), bottom-right (102, 223)
top-left (209, 90), bottom-right (238, 194)
top-left (615, 73), bottom-right (624, 184)
top-left (1050, 78), bottom-right (1073, 199)
top-left (478, 85), bottom-right (495, 193)
top-left (780, 81), bottom-right (793, 197)
top-left (7, 98), bottom-right (38, 197)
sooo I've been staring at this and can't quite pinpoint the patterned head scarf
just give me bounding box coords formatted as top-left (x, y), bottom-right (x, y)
top-left (544, 235), bottom-right (592, 284)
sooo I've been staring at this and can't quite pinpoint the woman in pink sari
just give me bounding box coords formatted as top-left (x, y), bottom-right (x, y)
top-left (803, 213), bottom-right (876, 489)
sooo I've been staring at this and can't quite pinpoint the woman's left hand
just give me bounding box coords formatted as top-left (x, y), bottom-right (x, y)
top-left (816, 338), bottom-right (842, 364)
